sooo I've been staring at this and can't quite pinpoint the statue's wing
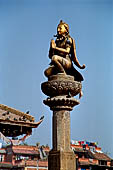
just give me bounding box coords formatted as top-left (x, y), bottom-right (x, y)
top-left (71, 38), bottom-right (85, 69)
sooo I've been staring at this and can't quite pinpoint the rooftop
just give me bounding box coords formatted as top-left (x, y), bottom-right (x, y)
top-left (0, 104), bottom-right (43, 137)
top-left (71, 140), bottom-right (112, 162)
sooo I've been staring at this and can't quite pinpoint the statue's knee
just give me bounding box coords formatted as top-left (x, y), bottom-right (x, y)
top-left (52, 55), bottom-right (58, 62)
top-left (44, 69), bottom-right (48, 77)
top-left (44, 66), bottom-right (54, 77)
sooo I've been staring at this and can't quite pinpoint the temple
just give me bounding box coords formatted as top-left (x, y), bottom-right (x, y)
top-left (0, 104), bottom-right (43, 138)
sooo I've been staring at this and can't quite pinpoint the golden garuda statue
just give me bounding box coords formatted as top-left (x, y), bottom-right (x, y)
top-left (44, 20), bottom-right (85, 82)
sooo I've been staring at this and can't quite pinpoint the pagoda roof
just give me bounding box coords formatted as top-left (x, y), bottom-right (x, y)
top-left (0, 104), bottom-right (43, 137)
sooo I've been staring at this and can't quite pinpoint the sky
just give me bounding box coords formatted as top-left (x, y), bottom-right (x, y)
top-left (0, 0), bottom-right (113, 157)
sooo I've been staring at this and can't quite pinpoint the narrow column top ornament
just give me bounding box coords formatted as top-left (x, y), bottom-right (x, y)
top-left (44, 20), bottom-right (85, 82)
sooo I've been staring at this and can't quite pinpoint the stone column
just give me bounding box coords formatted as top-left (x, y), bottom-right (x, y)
top-left (41, 74), bottom-right (82, 170)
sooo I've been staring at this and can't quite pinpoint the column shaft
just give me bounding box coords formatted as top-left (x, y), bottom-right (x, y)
top-left (53, 110), bottom-right (71, 151)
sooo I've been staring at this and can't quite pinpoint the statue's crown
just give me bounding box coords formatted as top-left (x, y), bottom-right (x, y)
top-left (57, 20), bottom-right (69, 33)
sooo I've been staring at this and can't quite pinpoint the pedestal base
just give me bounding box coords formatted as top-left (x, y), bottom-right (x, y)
top-left (48, 150), bottom-right (76, 170)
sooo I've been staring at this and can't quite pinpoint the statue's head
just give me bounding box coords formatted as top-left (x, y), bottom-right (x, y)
top-left (57, 20), bottom-right (69, 36)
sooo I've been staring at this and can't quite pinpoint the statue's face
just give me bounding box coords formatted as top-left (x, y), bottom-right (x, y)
top-left (57, 24), bottom-right (67, 35)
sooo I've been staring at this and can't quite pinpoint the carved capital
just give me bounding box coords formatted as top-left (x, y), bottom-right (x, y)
top-left (41, 74), bottom-right (82, 110)
top-left (44, 96), bottom-right (79, 111)
top-left (41, 74), bottom-right (82, 97)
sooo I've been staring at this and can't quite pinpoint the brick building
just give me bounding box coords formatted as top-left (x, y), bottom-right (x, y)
top-left (0, 141), bottom-right (113, 170)
top-left (0, 144), bottom-right (49, 170)
top-left (71, 140), bottom-right (113, 170)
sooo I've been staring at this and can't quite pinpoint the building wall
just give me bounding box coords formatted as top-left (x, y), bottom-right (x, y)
top-left (6, 146), bottom-right (13, 162)
top-left (0, 154), bottom-right (5, 162)
top-left (0, 143), bottom-right (113, 170)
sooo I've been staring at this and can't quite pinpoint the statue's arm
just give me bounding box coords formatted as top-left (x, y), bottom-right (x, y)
top-left (51, 39), bottom-right (70, 55)
top-left (55, 46), bottom-right (70, 54)
top-left (49, 39), bottom-right (55, 59)
top-left (72, 39), bottom-right (85, 69)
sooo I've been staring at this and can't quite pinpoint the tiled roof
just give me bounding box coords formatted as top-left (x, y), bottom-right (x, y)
top-left (87, 150), bottom-right (111, 161)
top-left (12, 145), bottom-right (38, 149)
top-left (13, 149), bottom-right (39, 155)
top-left (92, 152), bottom-right (111, 161)
top-left (72, 143), bottom-right (112, 162)
top-left (0, 104), bottom-right (34, 121)
top-left (0, 104), bottom-right (43, 137)
top-left (14, 160), bottom-right (48, 167)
